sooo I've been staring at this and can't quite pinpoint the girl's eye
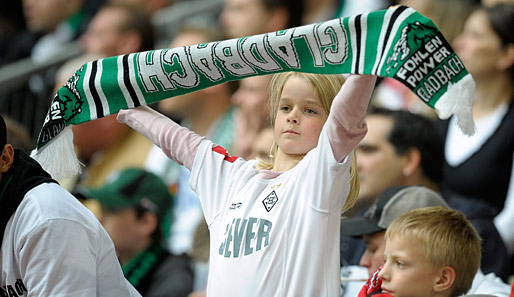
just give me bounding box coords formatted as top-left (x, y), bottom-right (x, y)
top-left (305, 108), bottom-right (317, 114)
top-left (280, 105), bottom-right (290, 112)
top-left (395, 261), bottom-right (404, 268)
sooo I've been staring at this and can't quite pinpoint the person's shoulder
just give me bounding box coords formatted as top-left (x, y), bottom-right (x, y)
top-left (22, 182), bottom-right (98, 225)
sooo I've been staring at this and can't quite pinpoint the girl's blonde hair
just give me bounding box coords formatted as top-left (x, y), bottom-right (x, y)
top-left (255, 72), bottom-right (359, 213)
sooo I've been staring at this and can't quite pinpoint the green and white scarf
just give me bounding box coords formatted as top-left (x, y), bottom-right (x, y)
top-left (32, 6), bottom-right (476, 180)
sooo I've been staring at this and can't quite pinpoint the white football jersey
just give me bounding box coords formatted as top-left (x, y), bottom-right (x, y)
top-left (190, 127), bottom-right (351, 297)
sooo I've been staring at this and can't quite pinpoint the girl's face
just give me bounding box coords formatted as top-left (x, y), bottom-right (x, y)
top-left (274, 76), bottom-right (328, 157)
top-left (453, 9), bottom-right (504, 79)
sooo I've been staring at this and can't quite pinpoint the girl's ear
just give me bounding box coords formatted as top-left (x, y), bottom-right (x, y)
top-left (433, 266), bottom-right (456, 293)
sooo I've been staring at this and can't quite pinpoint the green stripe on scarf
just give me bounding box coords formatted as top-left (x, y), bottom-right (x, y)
top-left (31, 6), bottom-right (476, 180)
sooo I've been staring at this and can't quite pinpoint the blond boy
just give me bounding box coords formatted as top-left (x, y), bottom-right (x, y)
top-left (377, 206), bottom-right (481, 297)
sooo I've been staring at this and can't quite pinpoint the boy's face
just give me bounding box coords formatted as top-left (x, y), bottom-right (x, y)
top-left (378, 234), bottom-right (438, 297)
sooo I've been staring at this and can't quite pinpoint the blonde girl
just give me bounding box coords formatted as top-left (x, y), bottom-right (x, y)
top-left (117, 73), bottom-right (376, 297)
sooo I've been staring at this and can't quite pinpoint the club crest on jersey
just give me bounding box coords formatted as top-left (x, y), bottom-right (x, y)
top-left (262, 190), bottom-right (278, 212)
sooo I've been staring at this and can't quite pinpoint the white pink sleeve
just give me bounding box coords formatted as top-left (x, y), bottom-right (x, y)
top-left (326, 75), bottom-right (376, 162)
top-left (116, 106), bottom-right (204, 170)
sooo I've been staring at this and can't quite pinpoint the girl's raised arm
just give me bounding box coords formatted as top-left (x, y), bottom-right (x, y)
top-left (327, 75), bottom-right (376, 162)
top-left (117, 106), bottom-right (204, 170)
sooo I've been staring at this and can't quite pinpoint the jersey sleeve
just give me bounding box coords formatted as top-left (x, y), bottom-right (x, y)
top-left (189, 140), bottom-right (249, 224)
top-left (326, 75), bottom-right (376, 162)
top-left (117, 106), bottom-right (204, 170)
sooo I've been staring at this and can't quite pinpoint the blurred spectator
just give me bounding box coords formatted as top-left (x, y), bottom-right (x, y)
top-left (340, 107), bottom-right (444, 268)
top-left (482, 0), bottom-right (514, 6)
top-left (82, 2), bottom-right (155, 57)
top-left (352, 107), bottom-right (443, 215)
top-left (86, 168), bottom-right (194, 297)
top-left (109, 0), bottom-right (174, 15)
top-left (0, 0), bottom-right (102, 142)
top-left (372, 0), bottom-right (474, 117)
top-left (144, 25), bottom-right (235, 294)
top-left (398, 0), bottom-right (474, 43)
top-left (340, 185), bottom-right (511, 297)
top-left (248, 126), bottom-right (275, 162)
top-left (3, 116), bottom-right (33, 153)
top-left (219, 0), bottom-right (302, 39)
top-left (230, 75), bottom-right (271, 158)
top-left (440, 3), bottom-right (514, 279)
top-left (22, 0), bottom-right (98, 63)
top-left (0, 1), bottom-right (29, 66)
top-left (305, 0), bottom-right (390, 24)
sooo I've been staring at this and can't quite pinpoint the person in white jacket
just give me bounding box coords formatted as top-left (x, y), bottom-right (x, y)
top-left (0, 114), bottom-right (140, 297)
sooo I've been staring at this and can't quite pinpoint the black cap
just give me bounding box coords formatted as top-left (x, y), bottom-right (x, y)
top-left (340, 185), bottom-right (449, 237)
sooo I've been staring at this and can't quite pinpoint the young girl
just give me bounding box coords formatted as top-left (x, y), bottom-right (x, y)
top-left (117, 73), bottom-right (376, 296)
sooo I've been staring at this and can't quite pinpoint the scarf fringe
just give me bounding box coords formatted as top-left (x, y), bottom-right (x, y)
top-left (30, 126), bottom-right (82, 181)
top-left (434, 74), bottom-right (476, 136)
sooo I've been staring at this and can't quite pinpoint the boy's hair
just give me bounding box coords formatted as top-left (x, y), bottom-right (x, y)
top-left (386, 206), bottom-right (481, 297)
top-left (256, 72), bottom-right (358, 212)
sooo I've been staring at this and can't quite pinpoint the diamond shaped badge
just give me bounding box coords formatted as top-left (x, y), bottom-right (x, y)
top-left (262, 190), bottom-right (279, 212)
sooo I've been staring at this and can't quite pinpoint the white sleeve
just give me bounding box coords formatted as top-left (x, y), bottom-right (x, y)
top-left (190, 140), bottom-right (247, 224)
top-left (18, 219), bottom-right (140, 297)
top-left (494, 153), bottom-right (514, 255)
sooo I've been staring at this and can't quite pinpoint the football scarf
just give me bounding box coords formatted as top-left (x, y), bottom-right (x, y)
top-left (358, 266), bottom-right (393, 297)
top-left (31, 5), bottom-right (476, 180)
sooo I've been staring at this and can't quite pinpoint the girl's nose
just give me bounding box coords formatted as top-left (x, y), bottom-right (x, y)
top-left (287, 117), bottom-right (298, 123)
top-left (286, 108), bottom-right (299, 123)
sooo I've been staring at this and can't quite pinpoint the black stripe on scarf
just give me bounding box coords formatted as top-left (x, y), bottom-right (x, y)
top-left (353, 14), bottom-right (362, 74)
top-left (89, 60), bottom-right (104, 119)
top-left (122, 55), bottom-right (141, 107)
top-left (375, 5), bottom-right (408, 75)
top-left (0, 149), bottom-right (56, 245)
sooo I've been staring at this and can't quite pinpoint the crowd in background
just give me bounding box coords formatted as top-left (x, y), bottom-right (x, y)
top-left (1, 0), bottom-right (513, 296)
